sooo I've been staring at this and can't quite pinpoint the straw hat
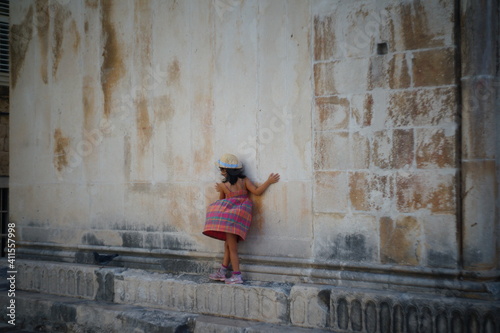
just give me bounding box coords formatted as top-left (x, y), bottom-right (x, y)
top-left (216, 153), bottom-right (242, 169)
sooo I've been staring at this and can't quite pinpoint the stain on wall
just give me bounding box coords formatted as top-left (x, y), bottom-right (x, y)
top-left (168, 59), bottom-right (181, 85)
top-left (35, 0), bottom-right (49, 84)
top-left (52, 3), bottom-right (70, 78)
top-left (135, 94), bottom-right (153, 150)
top-left (83, 75), bottom-right (95, 130)
top-left (325, 233), bottom-right (373, 262)
top-left (134, 0), bottom-right (153, 152)
top-left (53, 129), bottom-right (70, 173)
top-left (11, 5), bottom-right (34, 89)
top-left (100, 0), bottom-right (125, 118)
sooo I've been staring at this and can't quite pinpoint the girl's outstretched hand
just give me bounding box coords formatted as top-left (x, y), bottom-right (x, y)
top-left (268, 173), bottom-right (280, 184)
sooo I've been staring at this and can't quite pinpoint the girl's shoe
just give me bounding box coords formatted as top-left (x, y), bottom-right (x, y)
top-left (209, 269), bottom-right (227, 281)
top-left (225, 273), bottom-right (243, 284)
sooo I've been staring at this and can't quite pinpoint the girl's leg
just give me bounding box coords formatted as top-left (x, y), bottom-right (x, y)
top-left (208, 239), bottom-right (230, 281)
top-left (222, 240), bottom-right (230, 267)
top-left (225, 233), bottom-right (240, 272)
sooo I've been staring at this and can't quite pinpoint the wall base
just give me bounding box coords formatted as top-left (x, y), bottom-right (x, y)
top-left (17, 242), bottom-right (500, 302)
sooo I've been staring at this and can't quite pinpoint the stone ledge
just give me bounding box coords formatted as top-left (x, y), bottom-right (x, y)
top-left (113, 269), bottom-right (291, 324)
top-left (0, 291), bottom-right (332, 333)
top-left (0, 291), bottom-right (195, 333)
top-left (18, 244), bottom-right (500, 300)
top-left (13, 260), bottom-right (500, 332)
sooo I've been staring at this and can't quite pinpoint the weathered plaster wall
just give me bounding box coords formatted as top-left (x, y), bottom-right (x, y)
top-left (10, 0), bottom-right (497, 284)
top-left (11, 0), bottom-right (313, 260)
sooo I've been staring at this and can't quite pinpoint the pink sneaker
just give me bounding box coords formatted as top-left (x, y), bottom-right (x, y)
top-left (225, 273), bottom-right (243, 284)
top-left (209, 269), bottom-right (227, 281)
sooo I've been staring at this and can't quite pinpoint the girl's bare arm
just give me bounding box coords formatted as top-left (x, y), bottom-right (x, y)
top-left (245, 173), bottom-right (280, 196)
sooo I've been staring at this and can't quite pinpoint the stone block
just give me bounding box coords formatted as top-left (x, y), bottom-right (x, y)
top-left (388, 87), bottom-right (457, 127)
top-left (372, 130), bottom-right (392, 169)
top-left (328, 288), bottom-right (500, 333)
top-left (462, 160), bottom-right (497, 270)
top-left (113, 270), bottom-right (289, 324)
top-left (382, 1), bottom-right (454, 51)
top-left (314, 2), bottom-right (385, 60)
top-left (412, 48), bottom-right (456, 87)
top-left (461, 77), bottom-right (497, 160)
top-left (350, 94), bottom-right (373, 128)
top-left (349, 172), bottom-right (392, 212)
top-left (392, 128), bottom-right (414, 169)
top-left (17, 260), bottom-right (99, 299)
top-left (314, 96), bottom-right (350, 131)
top-left (313, 213), bottom-right (378, 262)
top-left (380, 216), bottom-right (422, 266)
top-left (416, 128), bottom-right (456, 169)
top-left (317, 129), bottom-right (370, 170)
top-left (396, 171), bottom-right (456, 213)
top-left (290, 285), bottom-right (330, 329)
top-left (313, 15), bottom-right (335, 61)
top-left (314, 131), bottom-right (349, 170)
top-left (314, 58), bottom-right (369, 96)
top-left (351, 131), bottom-right (371, 169)
top-left (371, 129), bottom-right (414, 169)
top-left (368, 53), bottom-right (411, 90)
top-left (314, 171), bottom-right (348, 213)
top-left (422, 214), bottom-right (458, 268)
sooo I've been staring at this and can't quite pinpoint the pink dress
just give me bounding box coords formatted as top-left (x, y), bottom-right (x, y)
top-left (203, 189), bottom-right (253, 242)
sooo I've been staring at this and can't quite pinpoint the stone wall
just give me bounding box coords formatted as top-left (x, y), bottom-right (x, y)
top-left (312, 1), bottom-right (458, 269)
top-left (9, 0), bottom-right (499, 297)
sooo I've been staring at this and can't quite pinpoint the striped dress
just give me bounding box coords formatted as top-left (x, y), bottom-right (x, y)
top-left (203, 189), bottom-right (253, 242)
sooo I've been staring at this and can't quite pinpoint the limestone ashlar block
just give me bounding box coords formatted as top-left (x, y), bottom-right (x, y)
top-left (314, 131), bottom-right (349, 170)
top-left (416, 128), bottom-right (456, 169)
top-left (369, 53), bottom-right (411, 90)
top-left (412, 48), bottom-right (456, 87)
top-left (350, 93), bottom-right (373, 128)
top-left (313, 15), bottom-right (335, 61)
top-left (113, 270), bottom-right (289, 324)
top-left (314, 171), bottom-right (349, 213)
top-left (396, 171), bottom-right (456, 213)
top-left (314, 58), bottom-right (369, 96)
top-left (383, 0), bottom-right (454, 52)
top-left (314, 3), bottom-right (383, 61)
top-left (349, 172), bottom-right (393, 212)
top-left (17, 260), bottom-right (98, 299)
top-left (422, 214), bottom-right (458, 268)
top-left (380, 216), bottom-right (422, 266)
top-left (328, 288), bottom-right (499, 333)
top-left (388, 87), bottom-right (457, 127)
top-left (461, 76), bottom-right (497, 160)
top-left (314, 96), bottom-right (350, 131)
top-left (314, 130), bottom-right (370, 171)
top-left (313, 213), bottom-right (378, 262)
top-left (290, 285), bottom-right (330, 329)
top-left (462, 160), bottom-right (497, 270)
top-left (372, 129), bottom-right (414, 170)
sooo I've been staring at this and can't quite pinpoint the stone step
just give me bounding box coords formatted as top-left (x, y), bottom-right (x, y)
top-left (0, 322), bottom-right (37, 332)
top-left (0, 291), bottom-right (332, 333)
top-left (13, 260), bottom-right (500, 332)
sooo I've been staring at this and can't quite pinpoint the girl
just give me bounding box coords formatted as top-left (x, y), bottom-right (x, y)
top-left (203, 153), bottom-right (280, 284)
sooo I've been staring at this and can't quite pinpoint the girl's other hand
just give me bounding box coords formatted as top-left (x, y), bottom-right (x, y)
top-left (215, 183), bottom-right (222, 192)
top-left (268, 173), bottom-right (280, 184)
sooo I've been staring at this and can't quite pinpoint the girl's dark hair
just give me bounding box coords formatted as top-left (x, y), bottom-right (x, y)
top-left (221, 168), bottom-right (246, 185)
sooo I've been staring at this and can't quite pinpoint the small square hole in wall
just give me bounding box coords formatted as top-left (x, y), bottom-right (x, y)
top-left (377, 42), bottom-right (388, 55)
